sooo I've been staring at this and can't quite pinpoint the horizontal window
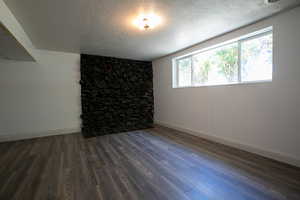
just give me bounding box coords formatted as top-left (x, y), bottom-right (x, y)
top-left (173, 27), bottom-right (273, 88)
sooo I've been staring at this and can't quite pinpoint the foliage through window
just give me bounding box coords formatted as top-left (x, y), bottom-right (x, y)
top-left (174, 28), bottom-right (273, 88)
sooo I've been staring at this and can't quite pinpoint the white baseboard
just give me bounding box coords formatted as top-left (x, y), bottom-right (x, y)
top-left (0, 128), bottom-right (81, 143)
top-left (155, 120), bottom-right (300, 168)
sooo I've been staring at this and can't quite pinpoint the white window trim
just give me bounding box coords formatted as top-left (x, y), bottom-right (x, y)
top-left (172, 26), bottom-right (273, 89)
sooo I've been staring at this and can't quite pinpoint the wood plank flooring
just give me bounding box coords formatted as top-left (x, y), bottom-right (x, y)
top-left (0, 126), bottom-right (300, 200)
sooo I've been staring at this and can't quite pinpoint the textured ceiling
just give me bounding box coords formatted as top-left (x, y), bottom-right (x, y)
top-left (4, 0), bottom-right (300, 61)
top-left (0, 23), bottom-right (34, 61)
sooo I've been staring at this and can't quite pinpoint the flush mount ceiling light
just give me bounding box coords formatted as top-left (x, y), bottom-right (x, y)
top-left (133, 13), bottom-right (162, 31)
top-left (265, 0), bottom-right (280, 4)
top-left (132, 0), bottom-right (162, 31)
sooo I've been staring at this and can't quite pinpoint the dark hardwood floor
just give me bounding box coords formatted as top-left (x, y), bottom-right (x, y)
top-left (0, 126), bottom-right (300, 200)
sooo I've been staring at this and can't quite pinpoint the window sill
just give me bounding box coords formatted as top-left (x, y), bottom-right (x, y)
top-left (173, 80), bottom-right (272, 89)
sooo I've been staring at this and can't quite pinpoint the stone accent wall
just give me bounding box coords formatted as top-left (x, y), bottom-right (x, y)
top-left (80, 54), bottom-right (153, 138)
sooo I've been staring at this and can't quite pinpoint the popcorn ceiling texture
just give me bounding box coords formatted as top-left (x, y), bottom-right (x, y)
top-left (80, 54), bottom-right (153, 138)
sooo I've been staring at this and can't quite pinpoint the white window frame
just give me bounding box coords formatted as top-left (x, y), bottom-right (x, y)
top-left (173, 27), bottom-right (273, 88)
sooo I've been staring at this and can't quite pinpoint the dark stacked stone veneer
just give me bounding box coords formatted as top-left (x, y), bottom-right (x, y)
top-left (80, 54), bottom-right (154, 138)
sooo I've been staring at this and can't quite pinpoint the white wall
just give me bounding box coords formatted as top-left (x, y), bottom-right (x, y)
top-left (0, 50), bottom-right (81, 141)
top-left (0, 0), bottom-right (37, 60)
top-left (153, 7), bottom-right (300, 167)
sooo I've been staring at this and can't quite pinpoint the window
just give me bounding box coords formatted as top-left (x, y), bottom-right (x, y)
top-left (241, 33), bottom-right (273, 82)
top-left (177, 57), bottom-right (192, 87)
top-left (173, 27), bottom-right (273, 88)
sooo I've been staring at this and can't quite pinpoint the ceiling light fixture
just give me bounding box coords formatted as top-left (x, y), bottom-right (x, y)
top-left (264, 0), bottom-right (280, 4)
top-left (133, 13), bottom-right (161, 30)
top-left (133, 0), bottom-right (161, 30)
